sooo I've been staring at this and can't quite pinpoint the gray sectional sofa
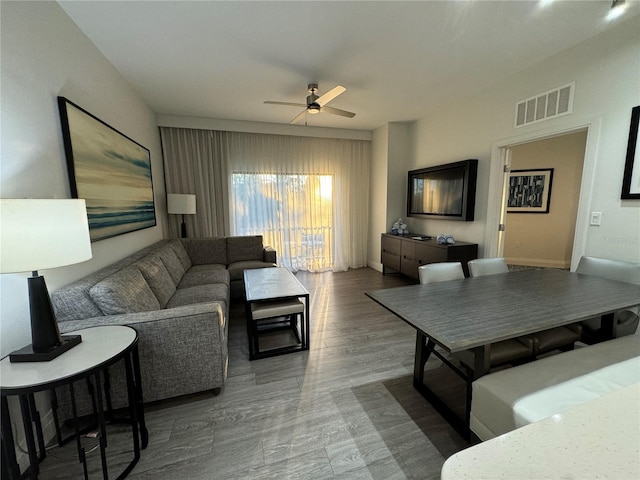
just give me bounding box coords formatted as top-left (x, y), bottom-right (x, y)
top-left (51, 235), bottom-right (276, 416)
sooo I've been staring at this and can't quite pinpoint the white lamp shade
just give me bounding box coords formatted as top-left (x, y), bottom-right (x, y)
top-left (0, 199), bottom-right (93, 273)
top-left (167, 194), bottom-right (196, 215)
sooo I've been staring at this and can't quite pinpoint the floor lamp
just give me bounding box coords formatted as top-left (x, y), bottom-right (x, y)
top-left (167, 194), bottom-right (196, 238)
top-left (0, 199), bottom-right (93, 362)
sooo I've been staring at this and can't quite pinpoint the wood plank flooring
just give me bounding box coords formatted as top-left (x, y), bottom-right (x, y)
top-left (38, 268), bottom-right (468, 479)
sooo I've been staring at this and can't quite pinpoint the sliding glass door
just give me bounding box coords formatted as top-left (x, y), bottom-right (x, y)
top-left (232, 172), bottom-right (334, 272)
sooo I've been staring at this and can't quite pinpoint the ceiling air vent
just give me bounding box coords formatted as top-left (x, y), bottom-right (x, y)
top-left (515, 82), bottom-right (574, 128)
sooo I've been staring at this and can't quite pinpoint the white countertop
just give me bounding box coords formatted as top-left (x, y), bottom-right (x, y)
top-left (441, 383), bottom-right (640, 480)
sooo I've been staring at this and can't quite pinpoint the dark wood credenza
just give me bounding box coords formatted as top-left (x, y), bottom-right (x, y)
top-left (381, 233), bottom-right (478, 279)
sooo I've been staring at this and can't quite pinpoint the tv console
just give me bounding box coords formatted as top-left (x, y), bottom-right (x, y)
top-left (381, 233), bottom-right (478, 279)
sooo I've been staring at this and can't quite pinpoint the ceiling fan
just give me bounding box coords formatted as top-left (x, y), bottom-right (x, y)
top-left (264, 83), bottom-right (356, 124)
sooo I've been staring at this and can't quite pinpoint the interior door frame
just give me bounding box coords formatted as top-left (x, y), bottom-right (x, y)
top-left (484, 115), bottom-right (602, 271)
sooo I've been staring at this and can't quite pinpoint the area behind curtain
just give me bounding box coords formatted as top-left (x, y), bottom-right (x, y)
top-left (160, 127), bottom-right (231, 237)
top-left (161, 127), bottom-right (370, 272)
top-left (228, 132), bottom-right (370, 272)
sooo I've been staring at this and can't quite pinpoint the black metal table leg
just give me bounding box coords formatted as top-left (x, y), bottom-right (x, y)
top-left (18, 395), bottom-right (39, 478)
top-left (118, 353), bottom-right (140, 480)
top-left (93, 371), bottom-right (109, 480)
top-left (69, 382), bottom-right (89, 480)
top-left (27, 394), bottom-right (46, 463)
top-left (131, 346), bottom-right (148, 449)
top-left (1, 397), bottom-right (21, 480)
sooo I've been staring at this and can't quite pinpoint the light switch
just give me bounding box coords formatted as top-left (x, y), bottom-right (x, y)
top-left (590, 212), bottom-right (602, 226)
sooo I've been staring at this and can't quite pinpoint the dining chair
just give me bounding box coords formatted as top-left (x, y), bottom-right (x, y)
top-left (419, 261), bottom-right (534, 368)
top-left (468, 258), bottom-right (581, 356)
top-left (576, 256), bottom-right (640, 343)
top-left (418, 262), bottom-right (465, 284)
top-left (468, 258), bottom-right (509, 277)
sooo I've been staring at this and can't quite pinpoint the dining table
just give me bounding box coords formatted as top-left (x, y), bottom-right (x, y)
top-left (366, 268), bottom-right (640, 439)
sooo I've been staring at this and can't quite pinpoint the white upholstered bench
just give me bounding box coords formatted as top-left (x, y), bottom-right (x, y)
top-left (470, 334), bottom-right (640, 441)
top-left (247, 299), bottom-right (305, 360)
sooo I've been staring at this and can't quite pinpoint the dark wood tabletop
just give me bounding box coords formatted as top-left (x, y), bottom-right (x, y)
top-left (366, 268), bottom-right (640, 353)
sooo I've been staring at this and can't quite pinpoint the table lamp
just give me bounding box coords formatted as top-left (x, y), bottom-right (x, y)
top-left (167, 193), bottom-right (196, 238)
top-left (0, 199), bottom-right (93, 362)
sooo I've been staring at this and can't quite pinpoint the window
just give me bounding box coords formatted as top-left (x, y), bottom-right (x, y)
top-left (232, 173), bottom-right (333, 271)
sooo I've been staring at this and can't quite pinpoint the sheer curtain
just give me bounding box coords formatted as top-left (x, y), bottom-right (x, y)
top-left (159, 128), bottom-right (231, 237)
top-left (161, 128), bottom-right (370, 272)
top-left (228, 132), bottom-right (370, 272)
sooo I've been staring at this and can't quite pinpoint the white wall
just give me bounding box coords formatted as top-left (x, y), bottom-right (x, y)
top-left (367, 122), bottom-right (413, 270)
top-left (402, 16), bottom-right (640, 262)
top-left (387, 123), bottom-right (412, 228)
top-left (368, 125), bottom-right (390, 269)
top-left (0, 1), bottom-right (166, 356)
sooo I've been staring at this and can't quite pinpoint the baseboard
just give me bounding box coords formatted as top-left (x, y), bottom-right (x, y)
top-left (368, 260), bottom-right (383, 273)
top-left (505, 257), bottom-right (570, 269)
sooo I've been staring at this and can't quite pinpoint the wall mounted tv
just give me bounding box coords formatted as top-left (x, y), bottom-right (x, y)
top-left (407, 159), bottom-right (478, 221)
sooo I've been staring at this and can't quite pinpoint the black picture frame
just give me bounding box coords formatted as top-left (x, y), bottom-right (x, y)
top-left (621, 106), bottom-right (640, 200)
top-left (58, 97), bottom-right (156, 242)
top-left (507, 168), bottom-right (554, 214)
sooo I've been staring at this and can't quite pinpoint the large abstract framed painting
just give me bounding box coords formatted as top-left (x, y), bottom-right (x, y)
top-left (507, 168), bottom-right (554, 214)
top-left (58, 97), bottom-right (156, 242)
top-left (621, 106), bottom-right (640, 199)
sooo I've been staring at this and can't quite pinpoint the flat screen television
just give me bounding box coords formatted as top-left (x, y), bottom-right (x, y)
top-left (407, 159), bottom-right (477, 221)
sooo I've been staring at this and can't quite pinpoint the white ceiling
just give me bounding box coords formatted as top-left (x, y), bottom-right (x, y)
top-left (58, 1), bottom-right (639, 131)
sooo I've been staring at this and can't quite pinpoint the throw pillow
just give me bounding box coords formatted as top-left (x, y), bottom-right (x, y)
top-left (136, 254), bottom-right (177, 307)
top-left (90, 265), bottom-right (160, 315)
top-left (168, 239), bottom-right (192, 271)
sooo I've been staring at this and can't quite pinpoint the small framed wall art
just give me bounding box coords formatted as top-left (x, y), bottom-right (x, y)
top-left (621, 106), bottom-right (640, 199)
top-left (58, 97), bottom-right (156, 241)
top-left (507, 168), bottom-right (554, 214)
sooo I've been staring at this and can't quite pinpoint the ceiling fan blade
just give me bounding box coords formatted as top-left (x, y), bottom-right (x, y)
top-left (320, 106), bottom-right (356, 118)
top-left (264, 101), bottom-right (307, 107)
top-left (316, 85), bottom-right (346, 106)
top-left (290, 109), bottom-right (307, 124)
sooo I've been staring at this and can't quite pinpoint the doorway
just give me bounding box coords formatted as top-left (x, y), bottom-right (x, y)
top-left (484, 118), bottom-right (601, 271)
top-left (502, 130), bottom-right (588, 269)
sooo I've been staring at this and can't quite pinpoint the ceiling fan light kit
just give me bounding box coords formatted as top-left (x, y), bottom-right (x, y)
top-left (265, 82), bottom-right (355, 124)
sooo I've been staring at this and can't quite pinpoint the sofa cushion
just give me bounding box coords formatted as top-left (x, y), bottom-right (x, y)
top-left (169, 239), bottom-right (192, 271)
top-left (52, 283), bottom-right (104, 322)
top-left (90, 265), bottom-right (160, 315)
top-left (166, 284), bottom-right (228, 312)
top-left (154, 245), bottom-right (186, 285)
top-left (183, 238), bottom-right (227, 265)
top-left (227, 260), bottom-right (275, 282)
top-left (226, 236), bottom-right (264, 264)
top-left (178, 266), bottom-right (229, 289)
top-left (136, 254), bottom-right (177, 307)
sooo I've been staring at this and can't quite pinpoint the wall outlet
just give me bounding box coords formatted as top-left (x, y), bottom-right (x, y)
top-left (514, 241), bottom-right (522, 248)
top-left (590, 212), bottom-right (602, 226)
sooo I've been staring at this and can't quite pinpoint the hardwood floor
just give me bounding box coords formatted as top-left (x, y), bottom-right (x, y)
top-left (38, 268), bottom-right (468, 479)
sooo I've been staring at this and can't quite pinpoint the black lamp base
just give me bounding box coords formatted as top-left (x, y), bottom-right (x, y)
top-left (9, 335), bottom-right (82, 363)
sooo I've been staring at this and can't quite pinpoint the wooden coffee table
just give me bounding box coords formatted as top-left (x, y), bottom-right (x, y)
top-left (244, 267), bottom-right (310, 360)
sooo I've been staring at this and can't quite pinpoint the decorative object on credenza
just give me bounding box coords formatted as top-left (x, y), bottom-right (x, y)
top-left (507, 168), bottom-right (554, 213)
top-left (391, 218), bottom-right (409, 236)
top-left (621, 105), bottom-right (640, 199)
top-left (0, 199), bottom-right (93, 362)
top-left (58, 96), bottom-right (157, 242)
top-left (437, 234), bottom-right (455, 245)
top-left (167, 194), bottom-right (196, 238)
